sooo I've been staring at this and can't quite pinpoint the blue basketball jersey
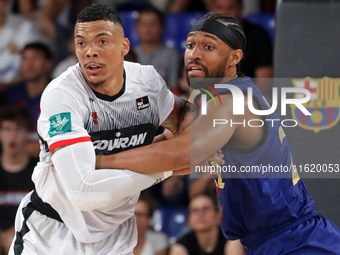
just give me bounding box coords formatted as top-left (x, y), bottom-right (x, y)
top-left (200, 76), bottom-right (316, 240)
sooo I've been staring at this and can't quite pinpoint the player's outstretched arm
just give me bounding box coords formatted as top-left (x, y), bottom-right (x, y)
top-left (51, 142), bottom-right (173, 211)
top-left (96, 94), bottom-right (242, 173)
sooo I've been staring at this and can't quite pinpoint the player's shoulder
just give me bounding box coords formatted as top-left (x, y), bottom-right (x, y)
top-left (124, 61), bottom-right (165, 93)
top-left (124, 61), bottom-right (160, 82)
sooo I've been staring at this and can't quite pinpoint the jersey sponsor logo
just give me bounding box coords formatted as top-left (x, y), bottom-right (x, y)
top-left (93, 132), bottom-right (147, 150)
top-left (292, 77), bottom-right (340, 133)
top-left (136, 96), bottom-right (150, 110)
top-left (48, 112), bottom-right (71, 137)
top-left (89, 123), bottom-right (157, 155)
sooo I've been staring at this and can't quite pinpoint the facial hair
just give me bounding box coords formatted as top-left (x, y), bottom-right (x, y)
top-left (185, 52), bottom-right (230, 86)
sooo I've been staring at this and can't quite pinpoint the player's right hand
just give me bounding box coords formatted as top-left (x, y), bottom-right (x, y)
top-left (207, 150), bottom-right (224, 165)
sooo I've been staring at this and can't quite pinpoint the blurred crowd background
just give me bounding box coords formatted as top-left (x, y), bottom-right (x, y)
top-left (0, 0), bottom-right (275, 254)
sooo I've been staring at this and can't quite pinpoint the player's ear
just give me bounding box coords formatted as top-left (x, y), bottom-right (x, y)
top-left (230, 49), bottom-right (242, 66)
top-left (122, 38), bottom-right (130, 56)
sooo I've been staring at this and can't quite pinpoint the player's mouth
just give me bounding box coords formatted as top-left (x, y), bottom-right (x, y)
top-left (85, 62), bottom-right (104, 75)
top-left (187, 64), bottom-right (206, 77)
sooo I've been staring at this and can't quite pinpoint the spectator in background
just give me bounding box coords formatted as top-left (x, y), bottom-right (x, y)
top-left (0, 0), bottom-right (44, 94)
top-left (134, 194), bottom-right (169, 255)
top-left (52, 31), bottom-right (77, 78)
top-left (160, 176), bottom-right (189, 207)
top-left (170, 194), bottom-right (246, 255)
top-left (142, 175), bottom-right (189, 207)
top-left (0, 106), bottom-right (37, 255)
top-left (37, 0), bottom-right (92, 63)
top-left (213, 0), bottom-right (273, 93)
top-left (168, 0), bottom-right (213, 12)
top-left (134, 6), bottom-right (180, 89)
top-left (171, 61), bottom-right (191, 99)
top-left (189, 173), bottom-right (216, 199)
top-left (10, 0), bottom-right (41, 19)
top-left (5, 42), bottom-right (53, 157)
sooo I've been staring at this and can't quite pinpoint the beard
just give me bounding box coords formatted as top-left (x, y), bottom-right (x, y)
top-left (185, 53), bottom-right (230, 86)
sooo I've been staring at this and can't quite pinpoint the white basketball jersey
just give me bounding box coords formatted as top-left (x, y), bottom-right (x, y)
top-left (33, 61), bottom-right (174, 244)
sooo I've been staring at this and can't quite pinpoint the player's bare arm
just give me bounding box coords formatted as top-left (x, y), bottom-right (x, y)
top-left (160, 94), bottom-right (198, 136)
top-left (96, 93), bottom-right (199, 169)
top-left (152, 100), bottom-right (197, 143)
top-left (96, 93), bottom-right (262, 173)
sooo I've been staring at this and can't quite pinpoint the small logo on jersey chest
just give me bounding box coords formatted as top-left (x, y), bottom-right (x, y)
top-left (92, 112), bottom-right (99, 125)
top-left (136, 96), bottom-right (150, 110)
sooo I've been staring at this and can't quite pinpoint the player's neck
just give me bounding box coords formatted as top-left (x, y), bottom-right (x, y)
top-left (141, 41), bottom-right (161, 54)
top-left (26, 76), bottom-right (49, 98)
top-left (90, 65), bottom-right (124, 97)
top-left (219, 70), bottom-right (238, 84)
top-left (196, 226), bottom-right (219, 252)
top-left (1, 151), bottom-right (29, 173)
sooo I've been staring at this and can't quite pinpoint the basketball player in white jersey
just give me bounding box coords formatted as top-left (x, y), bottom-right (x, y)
top-left (8, 4), bottom-right (199, 255)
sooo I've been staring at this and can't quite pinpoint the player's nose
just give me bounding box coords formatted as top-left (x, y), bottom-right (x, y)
top-left (86, 43), bottom-right (99, 58)
top-left (188, 45), bottom-right (202, 61)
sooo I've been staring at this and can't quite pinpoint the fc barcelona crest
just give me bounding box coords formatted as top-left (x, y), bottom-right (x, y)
top-left (291, 77), bottom-right (340, 133)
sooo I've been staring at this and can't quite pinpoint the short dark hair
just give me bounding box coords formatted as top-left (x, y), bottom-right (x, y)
top-left (77, 4), bottom-right (122, 27)
top-left (22, 42), bottom-right (53, 60)
top-left (197, 13), bottom-right (246, 74)
top-left (199, 13), bottom-right (245, 47)
top-left (0, 106), bottom-right (32, 131)
top-left (138, 6), bottom-right (165, 26)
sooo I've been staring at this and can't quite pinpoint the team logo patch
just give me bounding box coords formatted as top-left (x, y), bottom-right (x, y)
top-left (48, 112), bottom-right (71, 137)
top-left (136, 96), bottom-right (150, 110)
top-left (291, 77), bottom-right (340, 133)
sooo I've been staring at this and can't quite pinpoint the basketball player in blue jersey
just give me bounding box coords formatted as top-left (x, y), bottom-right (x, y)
top-left (98, 13), bottom-right (340, 254)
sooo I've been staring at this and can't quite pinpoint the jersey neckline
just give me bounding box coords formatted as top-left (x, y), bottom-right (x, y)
top-left (91, 70), bottom-right (126, 102)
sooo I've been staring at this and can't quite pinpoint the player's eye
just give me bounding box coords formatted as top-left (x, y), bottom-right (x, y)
top-left (205, 45), bottom-right (214, 50)
top-left (100, 39), bottom-right (107, 44)
top-left (186, 43), bottom-right (194, 49)
top-left (77, 41), bottom-right (84, 46)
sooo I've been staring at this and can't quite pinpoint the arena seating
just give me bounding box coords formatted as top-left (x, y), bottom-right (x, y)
top-left (151, 207), bottom-right (189, 243)
top-left (119, 12), bottom-right (275, 54)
